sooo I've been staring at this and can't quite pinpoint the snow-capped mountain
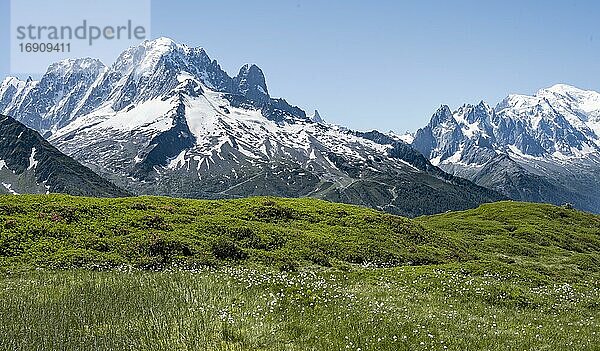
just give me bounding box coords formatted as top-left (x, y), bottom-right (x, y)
top-left (0, 115), bottom-right (127, 196)
top-left (0, 37), bottom-right (502, 216)
top-left (411, 84), bottom-right (600, 213)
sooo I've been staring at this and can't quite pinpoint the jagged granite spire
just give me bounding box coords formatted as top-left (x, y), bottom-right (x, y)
top-left (234, 64), bottom-right (269, 104)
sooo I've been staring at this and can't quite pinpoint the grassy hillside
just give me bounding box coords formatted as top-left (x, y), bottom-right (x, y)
top-left (0, 195), bottom-right (599, 350)
top-left (0, 194), bottom-right (466, 270)
top-left (418, 201), bottom-right (600, 282)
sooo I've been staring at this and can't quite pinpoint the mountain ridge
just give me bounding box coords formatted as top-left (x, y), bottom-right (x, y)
top-left (0, 114), bottom-right (129, 197)
top-left (0, 37), bottom-right (503, 217)
top-left (410, 84), bottom-right (600, 213)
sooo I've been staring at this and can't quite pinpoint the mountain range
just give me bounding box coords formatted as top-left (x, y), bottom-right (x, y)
top-left (0, 37), bottom-right (504, 217)
top-left (410, 84), bottom-right (600, 213)
top-left (2, 37), bottom-right (598, 215)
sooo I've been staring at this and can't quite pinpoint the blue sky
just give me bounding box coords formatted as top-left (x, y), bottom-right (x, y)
top-left (1, 0), bottom-right (600, 132)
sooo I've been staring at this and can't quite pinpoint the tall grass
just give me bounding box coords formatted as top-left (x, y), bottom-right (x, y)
top-left (1, 266), bottom-right (598, 351)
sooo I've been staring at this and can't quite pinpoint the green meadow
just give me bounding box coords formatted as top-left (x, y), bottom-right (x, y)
top-left (0, 195), bottom-right (598, 350)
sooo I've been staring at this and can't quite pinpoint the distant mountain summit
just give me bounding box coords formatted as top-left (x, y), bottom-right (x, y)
top-left (0, 115), bottom-right (128, 196)
top-left (410, 84), bottom-right (600, 212)
top-left (311, 110), bottom-right (324, 123)
top-left (0, 37), bottom-right (502, 216)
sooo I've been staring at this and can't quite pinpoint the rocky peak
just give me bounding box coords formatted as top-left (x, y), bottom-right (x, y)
top-left (311, 110), bottom-right (324, 123)
top-left (428, 105), bottom-right (455, 127)
top-left (234, 64), bottom-right (269, 104)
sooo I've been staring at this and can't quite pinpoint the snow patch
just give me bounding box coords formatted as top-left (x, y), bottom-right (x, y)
top-left (167, 150), bottom-right (187, 169)
top-left (28, 148), bottom-right (38, 170)
top-left (2, 183), bottom-right (18, 195)
top-left (396, 133), bottom-right (414, 144)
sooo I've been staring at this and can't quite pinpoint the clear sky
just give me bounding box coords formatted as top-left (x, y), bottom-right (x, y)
top-left (1, 0), bottom-right (600, 133)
